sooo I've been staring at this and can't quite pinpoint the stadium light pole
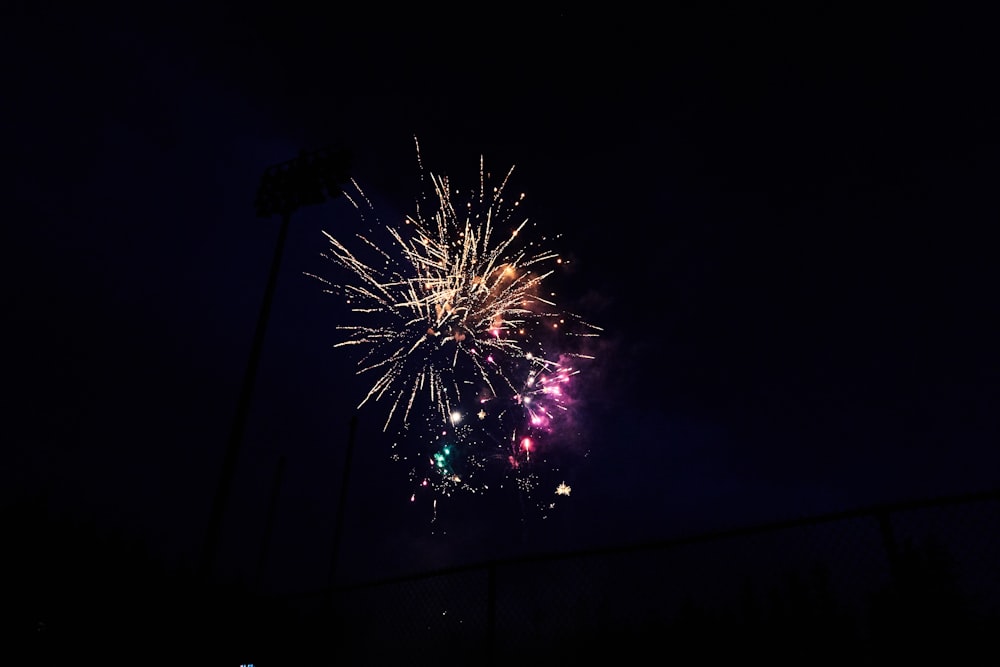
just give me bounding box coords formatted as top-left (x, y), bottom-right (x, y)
top-left (199, 145), bottom-right (351, 584)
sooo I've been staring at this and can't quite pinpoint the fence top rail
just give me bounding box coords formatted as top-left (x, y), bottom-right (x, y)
top-left (323, 486), bottom-right (1000, 594)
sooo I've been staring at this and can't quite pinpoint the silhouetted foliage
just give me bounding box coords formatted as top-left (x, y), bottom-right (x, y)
top-left (868, 535), bottom-right (982, 662)
top-left (1, 497), bottom-right (325, 666)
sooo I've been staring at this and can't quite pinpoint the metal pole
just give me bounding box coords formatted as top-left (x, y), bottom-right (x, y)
top-left (200, 210), bottom-right (292, 583)
top-left (198, 145), bottom-right (351, 585)
top-left (255, 454), bottom-right (287, 593)
top-left (327, 413), bottom-right (358, 610)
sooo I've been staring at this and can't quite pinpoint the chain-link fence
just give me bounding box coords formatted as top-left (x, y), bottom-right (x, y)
top-left (12, 490), bottom-right (995, 664)
top-left (296, 489), bottom-right (1000, 665)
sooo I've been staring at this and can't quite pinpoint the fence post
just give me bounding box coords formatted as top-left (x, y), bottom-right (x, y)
top-left (486, 560), bottom-right (497, 665)
top-left (877, 510), bottom-right (901, 582)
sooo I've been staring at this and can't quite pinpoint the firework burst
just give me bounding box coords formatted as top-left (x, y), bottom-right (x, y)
top-left (309, 138), bottom-right (600, 510)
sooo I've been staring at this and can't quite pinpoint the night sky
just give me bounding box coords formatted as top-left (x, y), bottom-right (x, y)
top-left (5, 4), bottom-right (999, 595)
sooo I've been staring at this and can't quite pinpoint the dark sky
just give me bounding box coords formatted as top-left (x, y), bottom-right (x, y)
top-left (5, 4), bottom-right (999, 594)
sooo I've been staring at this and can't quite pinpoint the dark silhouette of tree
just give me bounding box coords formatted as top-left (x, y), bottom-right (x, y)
top-left (868, 534), bottom-right (980, 662)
